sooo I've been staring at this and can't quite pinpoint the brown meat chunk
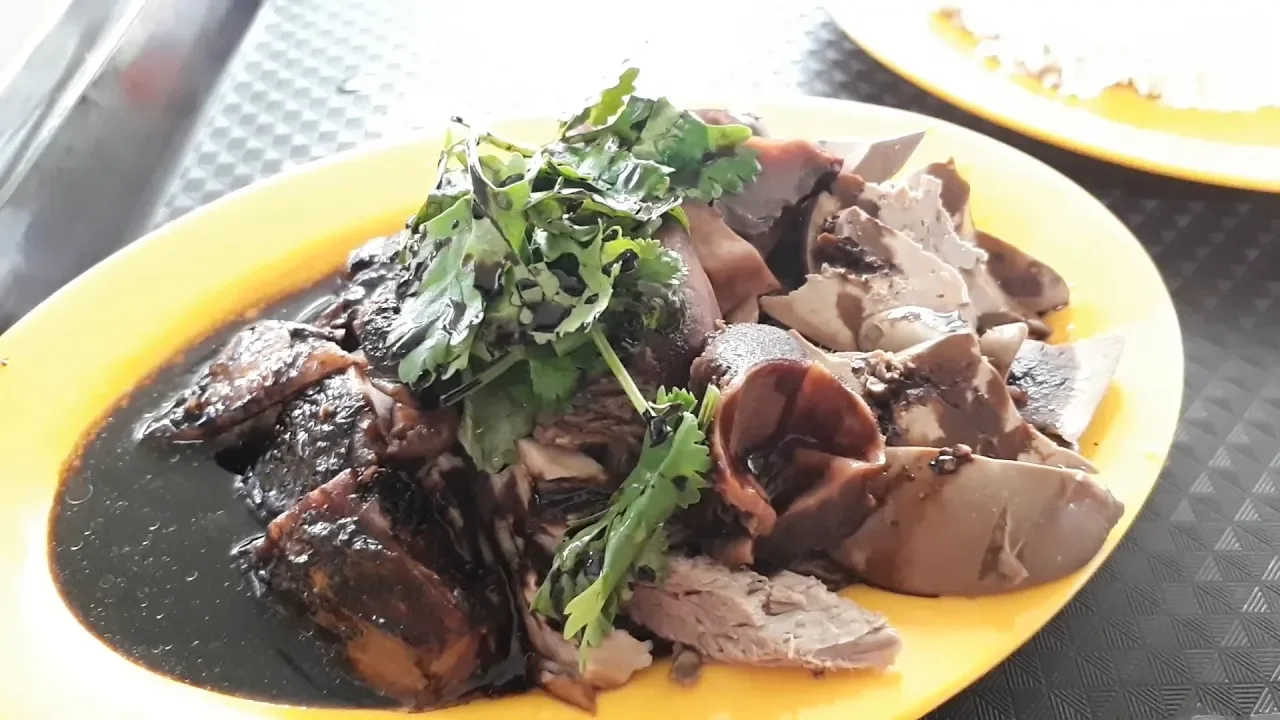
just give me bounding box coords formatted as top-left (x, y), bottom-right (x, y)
top-left (139, 321), bottom-right (357, 443)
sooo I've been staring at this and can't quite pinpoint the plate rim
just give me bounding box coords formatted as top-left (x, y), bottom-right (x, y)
top-left (824, 2), bottom-right (1280, 192)
top-left (0, 96), bottom-right (1183, 720)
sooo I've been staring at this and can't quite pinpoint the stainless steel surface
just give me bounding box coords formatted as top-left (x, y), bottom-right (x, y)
top-left (0, 0), bottom-right (261, 331)
top-left (0, 0), bottom-right (146, 206)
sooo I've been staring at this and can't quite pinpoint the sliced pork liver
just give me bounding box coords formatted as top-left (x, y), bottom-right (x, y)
top-left (843, 333), bottom-right (1095, 471)
top-left (1009, 333), bottom-right (1126, 446)
top-left (628, 555), bottom-right (900, 671)
top-left (833, 446), bottom-right (1124, 596)
top-left (762, 205), bottom-right (973, 351)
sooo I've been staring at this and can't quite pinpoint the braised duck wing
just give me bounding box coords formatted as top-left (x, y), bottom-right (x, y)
top-left (237, 369), bottom-right (380, 519)
top-left (841, 332), bottom-right (1095, 471)
top-left (832, 446), bottom-right (1124, 596)
top-left (628, 556), bottom-right (900, 671)
top-left (1009, 333), bottom-right (1126, 447)
top-left (244, 462), bottom-right (525, 709)
top-left (139, 321), bottom-right (357, 443)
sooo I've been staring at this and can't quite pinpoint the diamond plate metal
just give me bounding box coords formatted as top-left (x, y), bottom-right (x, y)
top-left (151, 2), bottom-right (1280, 718)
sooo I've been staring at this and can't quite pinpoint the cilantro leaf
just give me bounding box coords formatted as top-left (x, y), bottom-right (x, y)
top-left (563, 66), bottom-right (640, 135)
top-left (527, 351), bottom-right (581, 406)
top-left (391, 200), bottom-right (510, 386)
top-left (533, 380), bottom-right (719, 657)
top-left (458, 371), bottom-right (539, 474)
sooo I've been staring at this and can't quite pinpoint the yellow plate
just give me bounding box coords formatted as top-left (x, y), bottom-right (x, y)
top-left (825, 2), bottom-right (1280, 192)
top-left (0, 99), bottom-right (1181, 719)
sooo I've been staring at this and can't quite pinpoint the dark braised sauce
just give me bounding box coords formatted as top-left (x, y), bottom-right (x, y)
top-left (49, 283), bottom-right (392, 707)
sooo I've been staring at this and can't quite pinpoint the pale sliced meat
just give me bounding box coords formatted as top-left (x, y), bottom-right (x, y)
top-left (920, 160), bottom-right (1069, 316)
top-left (762, 206), bottom-right (972, 351)
top-left (629, 556), bottom-right (901, 671)
top-left (845, 332), bottom-right (1095, 471)
top-left (815, 130), bottom-right (926, 181)
top-left (833, 446), bottom-right (1124, 596)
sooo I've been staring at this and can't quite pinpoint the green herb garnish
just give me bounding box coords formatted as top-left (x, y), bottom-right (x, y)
top-left (388, 67), bottom-right (755, 654)
top-left (388, 66), bottom-right (759, 472)
top-left (532, 346), bottom-right (721, 656)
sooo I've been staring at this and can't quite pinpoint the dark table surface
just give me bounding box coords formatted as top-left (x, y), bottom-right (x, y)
top-left (54, 0), bottom-right (1280, 717)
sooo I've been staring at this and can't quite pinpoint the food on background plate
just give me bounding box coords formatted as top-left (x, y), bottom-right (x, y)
top-left (122, 67), bottom-right (1126, 711)
top-left (937, 0), bottom-right (1280, 112)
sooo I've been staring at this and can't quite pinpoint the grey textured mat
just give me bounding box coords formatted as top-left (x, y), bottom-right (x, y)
top-left (150, 1), bottom-right (1280, 717)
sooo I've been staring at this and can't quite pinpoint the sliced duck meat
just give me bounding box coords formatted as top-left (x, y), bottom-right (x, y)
top-left (843, 333), bottom-right (1095, 471)
top-left (533, 373), bottom-right (649, 478)
top-left (484, 468), bottom-right (651, 712)
top-left (138, 321), bottom-right (358, 444)
top-left (919, 160), bottom-right (1069, 316)
top-left (1009, 333), bottom-right (1126, 447)
top-left (762, 205), bottom-right (973, 351)
top-left (682, 201), bottom-right (781, 320)
top-left (814, 130), bottom-right (925, 182)
top-left (832, 446), bottom-right (1124, 596)
top-left (693, 108), bottom-right (769, 137)
top-left (715, 137), bottom-right (842, 257)
top-left (243, 463), bottom-right (527, 709)
top-left (514, 438), bottom-right (613, 556)
top-left (238, 366), bottom-right (459, 519)
top-left (701, 335), bottom-right (889, 568)
top-left (628, 556), bottom-right (900, 671)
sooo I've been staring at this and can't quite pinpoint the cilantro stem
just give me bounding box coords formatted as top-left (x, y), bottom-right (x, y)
top-left (439, 350), bottom-right (525, 406)
top-left (589, 326), bottom-right (651, 419)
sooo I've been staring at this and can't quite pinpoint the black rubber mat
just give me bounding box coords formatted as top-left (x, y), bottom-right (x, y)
top-left (152, 2), bottom-right (1280, 717)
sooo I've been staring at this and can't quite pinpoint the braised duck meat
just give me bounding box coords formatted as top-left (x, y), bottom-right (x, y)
top-left (138, 321), bottom-right (358, 444)
top-left (243, 463), bottom-right (527, 709)
top-left (715, 137), bottom-right (842, 257)
top-left (484, 457), bottom-right (653, 712)
top-left (238, 366), bottom-right (459, 519)
top-left (628, 555), bottom-right (900, 673)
